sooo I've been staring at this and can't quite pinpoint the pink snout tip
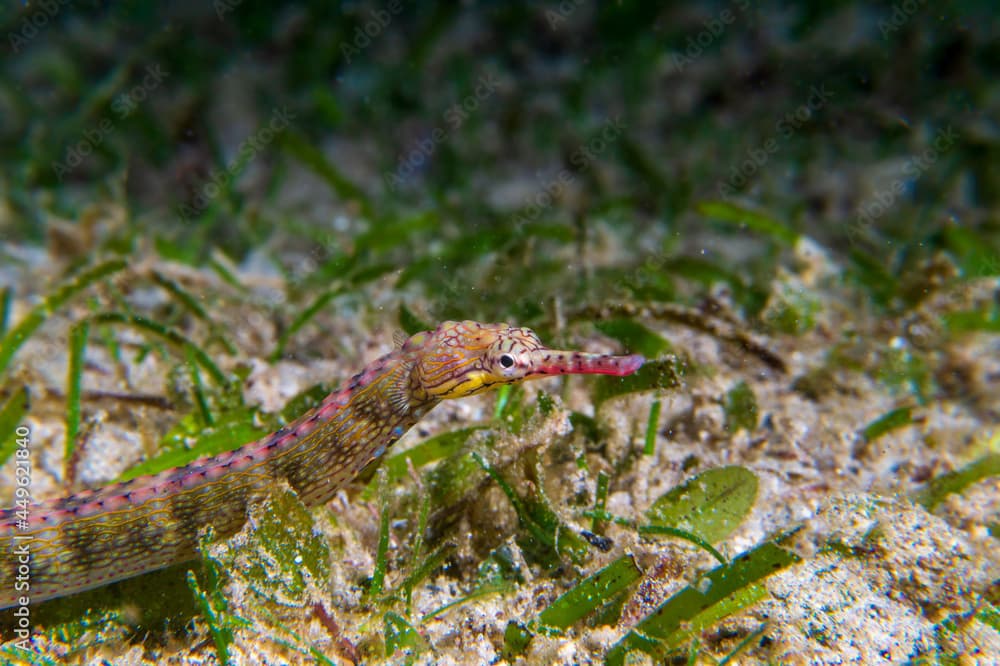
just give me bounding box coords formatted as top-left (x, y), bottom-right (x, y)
top-left (569, 352), bottom-right (646, 376)
top-left (617, 354), bottom-right (646, 375)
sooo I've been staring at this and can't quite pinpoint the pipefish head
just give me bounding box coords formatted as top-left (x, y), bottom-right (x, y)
top-left (407, 320), bottom-right (645, 400)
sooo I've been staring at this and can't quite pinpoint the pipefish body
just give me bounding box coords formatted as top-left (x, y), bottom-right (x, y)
top-left (0, 320), bottom-right (643, 609)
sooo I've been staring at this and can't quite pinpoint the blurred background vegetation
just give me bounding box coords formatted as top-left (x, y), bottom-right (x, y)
top-left (1, 0), bottom-right (997, 325)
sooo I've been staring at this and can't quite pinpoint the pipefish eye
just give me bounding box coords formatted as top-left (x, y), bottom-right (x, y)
top-left (499, 353), bottom-right (515, 368)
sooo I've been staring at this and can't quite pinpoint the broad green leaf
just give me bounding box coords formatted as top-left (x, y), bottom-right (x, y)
top-left (645, 466), bottom-right (758, 545)
top-left (915, 454), bottom-right (1000, 510)
top-left (594, 319), bottom-right (673, 358)
top-left (592, 357), bottom-right (685, 406)
top-left (605, 542), bottom-right (800, 665)
top-left (538, 555), bottom-right (642, 629)
top-left (696, 200), bottom-right (797, 245)
top-left (860, 406), bottom-right (913, 443)
top-left (943, 308), bottom-right (1000, 333)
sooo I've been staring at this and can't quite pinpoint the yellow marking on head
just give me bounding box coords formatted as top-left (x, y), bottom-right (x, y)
top-left (409, 321), bottom-right (549, 400)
